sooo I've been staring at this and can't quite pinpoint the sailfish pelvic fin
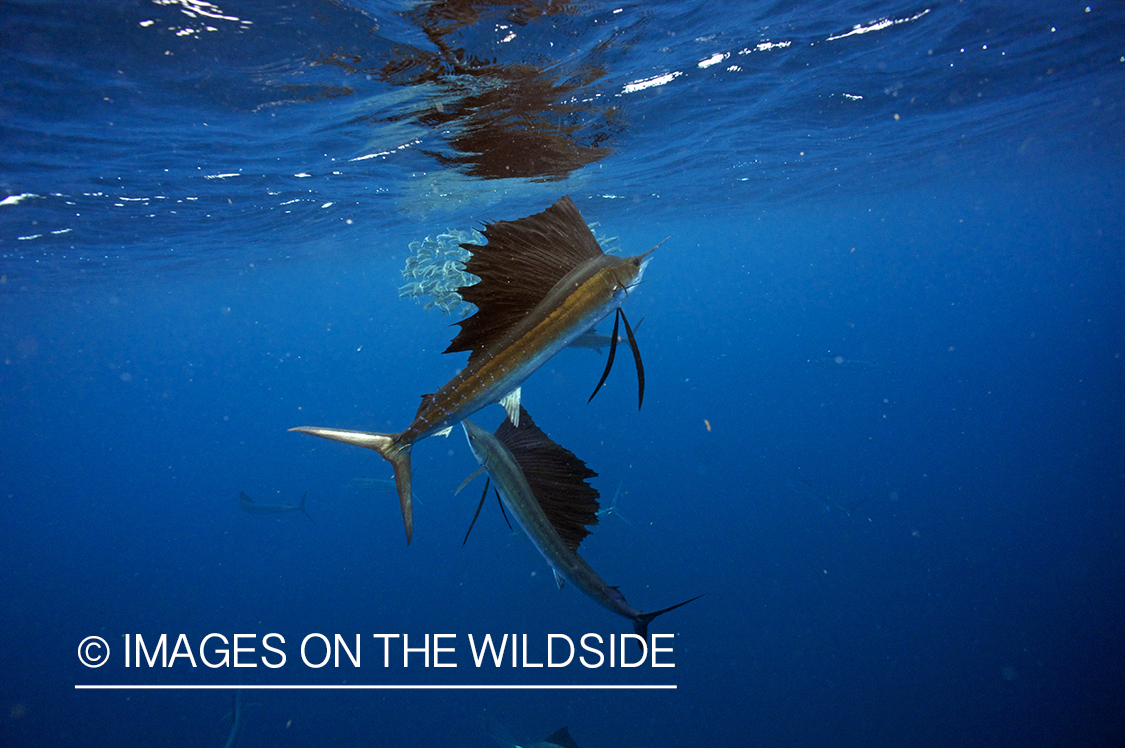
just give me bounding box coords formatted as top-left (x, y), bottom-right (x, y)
top-left (620, 309), bottom-right (644, 409)
top-left (587, 308), bottom-right (645, 409)
top-left (499, 387), bottom-right (522, 426)
top-left (588, 308), bottom-right (620, 404)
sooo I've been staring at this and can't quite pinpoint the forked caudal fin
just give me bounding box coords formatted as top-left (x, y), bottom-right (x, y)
top-left (632, 594), bottom-right (705, 643)
top-left (289, 427), bottom-right (414, 543)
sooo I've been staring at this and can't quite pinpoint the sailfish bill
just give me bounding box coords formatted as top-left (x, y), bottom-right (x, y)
top-left (460, 406), bottom-right (701, 642)
top-left (291, 196), bottom-right (657, 544)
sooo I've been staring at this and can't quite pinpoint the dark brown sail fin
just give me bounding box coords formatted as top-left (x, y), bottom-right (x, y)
top-left (494, 406), bottom-right (600, 553)
top-left (447, 196), bottom-right (604, 363)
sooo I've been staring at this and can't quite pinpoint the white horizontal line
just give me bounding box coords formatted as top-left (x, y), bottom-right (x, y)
top-left (76, 684), bottom-right (675, 690)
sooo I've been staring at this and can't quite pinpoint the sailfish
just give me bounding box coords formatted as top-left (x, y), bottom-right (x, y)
top-left (238, 491), bottom-right (314, 524)
top-left (460, 406), bottom-right (701, 643)
top-left (290, 196), bottom-right (655, 543)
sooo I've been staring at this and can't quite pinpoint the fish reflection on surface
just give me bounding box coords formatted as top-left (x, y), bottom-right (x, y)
top-left (311, 1), bottom-right (618, 182)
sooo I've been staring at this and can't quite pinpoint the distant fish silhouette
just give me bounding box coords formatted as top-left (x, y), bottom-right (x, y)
top-left (292, 196), bottom-right (658, 543)
top-left (460, 406), bottom-right (701, 644)
top-left (595, 481), bottom-right (633, 525)
top-left (344, 476), bottom-right (397, 493)
top-left (813, 355), bottom-right (880, 370)
top-left (785, 478), bottom-right (867, 517)
top-left (485, 712), bottom-right (580, 748)
top-left (238, 491), bottom-right (314, 525)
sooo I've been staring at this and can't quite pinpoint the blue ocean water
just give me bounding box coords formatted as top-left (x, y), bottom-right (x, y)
top-left (2, 0), bottom-right (1124, 746)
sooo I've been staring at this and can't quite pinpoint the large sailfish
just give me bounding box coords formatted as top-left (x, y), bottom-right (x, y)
top-left (459, 406), bottom-right (701, 643)
top-left (290, 196), bottom-right (654, 543)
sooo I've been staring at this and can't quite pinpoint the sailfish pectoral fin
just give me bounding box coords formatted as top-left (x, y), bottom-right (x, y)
top-left (619, 308), bottom-right (644, 409)
top-left (587, 308), bottom-right (621, 404)
top-left (289, 427), bottom-right (414, 544)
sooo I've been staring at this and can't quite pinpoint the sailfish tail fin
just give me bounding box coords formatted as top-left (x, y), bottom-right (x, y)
top-left (289, 427), bottom-right (414, 543)
top-left (632, 594), bottom-right (705, 643)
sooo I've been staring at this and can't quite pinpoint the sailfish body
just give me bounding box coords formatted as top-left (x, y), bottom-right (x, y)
top-left (238, 491), bottom-right (314, 524)
top-left (461, 407), bottom-right (700, 641)
top-left (291, 196), bottom-right (653, 543)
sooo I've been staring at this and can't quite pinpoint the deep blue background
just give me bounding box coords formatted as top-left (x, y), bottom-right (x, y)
top-left (2, 1), bottom-right (1123, 746)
